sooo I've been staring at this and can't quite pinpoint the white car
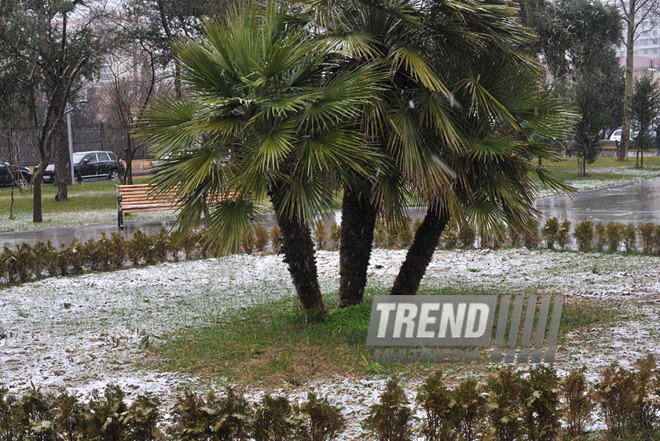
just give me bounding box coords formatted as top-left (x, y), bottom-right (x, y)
top-left (609, 129), bottom-right (623, 142)
top-left (609, 128), bottom-right (657, 142)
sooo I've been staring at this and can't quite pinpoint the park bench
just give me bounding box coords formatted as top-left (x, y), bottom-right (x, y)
top-left (116, 184), bottom-right (237, 228)
top-left (116, 184), bottom-right (181, 229)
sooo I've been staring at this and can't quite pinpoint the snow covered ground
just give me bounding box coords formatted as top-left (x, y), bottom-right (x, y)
top-left (1, 248), bottom-right (660, 438)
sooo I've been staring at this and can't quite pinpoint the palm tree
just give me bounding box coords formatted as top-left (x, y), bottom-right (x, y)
top-left (301, 0), bottom-right (575, 303)
top-left (135, 2), bottom-right (384, 320)
top-left (390, 49), bottom-right (577, 295)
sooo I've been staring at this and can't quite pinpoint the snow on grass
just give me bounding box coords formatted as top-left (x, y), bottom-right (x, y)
top-left (0, 209), bottom-right (175, 233)
top-left (536, 166), bottom-right (660, 198)
top-left (2, 248), bottom-right (660, 438)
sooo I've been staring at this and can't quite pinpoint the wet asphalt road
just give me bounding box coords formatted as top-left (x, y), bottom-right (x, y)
top-left (2, 177), bottom-right (660, 248)
top-left (534, 177), bottom-right (660, 226)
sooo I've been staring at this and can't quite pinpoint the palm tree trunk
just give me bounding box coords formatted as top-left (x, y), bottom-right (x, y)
top-left (272, 197), bottom-right (325, 321)
top-left (390, 200), bottom-right (449, 296)
top-left (338, 182), bottom-right (376, 307)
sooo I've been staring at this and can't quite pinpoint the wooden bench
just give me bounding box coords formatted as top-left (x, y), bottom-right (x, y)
top-left (116, 184), bottom-right (181, 229)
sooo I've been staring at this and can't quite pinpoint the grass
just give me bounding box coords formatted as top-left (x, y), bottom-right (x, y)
top-left (542, 155), bottom-right (660, 180)
top-left (0, 178), bottom-right (149, 216)
top-left (150, 286), bottom-right (624, 386)
top-left (560, 299), bottom-right (626, 335)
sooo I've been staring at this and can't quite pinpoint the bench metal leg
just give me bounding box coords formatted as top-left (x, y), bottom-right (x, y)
top-left (118, 208), bottom-right (124, 229)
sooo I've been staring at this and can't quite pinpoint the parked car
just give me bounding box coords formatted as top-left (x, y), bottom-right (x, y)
top-left (0, 161), bottom-right (32, 188)
top-left (609, 128), bottom-right (656, 142)
top-left (43, 164), bottom-right (55, 184)
top-left (43, 151), bottom-right (125, 183)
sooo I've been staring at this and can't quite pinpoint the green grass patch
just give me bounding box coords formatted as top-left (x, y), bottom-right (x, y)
top-left (0, 178), bottom-right (150, 215)
top-left (560, 299), bottom-right (626, 335)
top-left (150, 286), bottom-right (618, 385)
top-left (540, 156), bottom-right (660, 181)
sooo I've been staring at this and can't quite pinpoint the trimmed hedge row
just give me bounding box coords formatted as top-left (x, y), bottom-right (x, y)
top-left (367, 355), bottom-right (660, 441)
top-left (0, 228), bottom-right (215, 287)
top-left (4, 216), bottom-right (660, 287)
top-left (0, 386), bottom-right (344, 441)
top-left (1, 356), bottom-right (659, 440)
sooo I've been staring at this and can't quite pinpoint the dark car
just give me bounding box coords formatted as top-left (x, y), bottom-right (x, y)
top-left (0, 162), bottom-right (32, 188)
top-left (43, 163), bottom-right (55, 184)
top-left (44, 151), bottom-right (125, 183)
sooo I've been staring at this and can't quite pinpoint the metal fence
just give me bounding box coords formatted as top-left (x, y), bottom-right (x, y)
top-left (0, 124), bottom-right (149, 166)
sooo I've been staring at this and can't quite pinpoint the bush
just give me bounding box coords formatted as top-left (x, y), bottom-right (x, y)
top-left (374, 220), bottom-right (387, 249)
top-left (523, 218), bottom-right (540, 249)
top-left (254, 223), bottom-right (269, 252)
top-left (417, 371), bottom-right (454, 441)
top-left (520, 366), bottom-right (561, 441)
top-left (653, 225), bottom-right (660, 255)
top-left (485, 367), bottom-right (524, 441)
top-left (458, 223), bottom-right (476, 249)
top-left (507, 224), bottom-right (522, 247)
top-left (562, 367), bottom-right (592, 439)
top-left (314, 219), bottom-right (328, 251)
top-left (297, 393), bottom-right (346, 441)
top-left (66, 239), bottom-right (85, 274)
top-left (605, 221), bottom-right (623, 253)
top-left (629, 355), bottom-right (659, 432)
top-left (557, 220), bottom-right (571, 250)
top-left (573, 220), bottom-right (594, 252)
top-left (623, 223), bottom-right (637, 252)
top-left (329, 222), bottom-right (341, 251)
top-left (270, 225), bottom-right (282, 254)
top-left (440, 223), bottom-right (458, 250)
top-left (387, 222), bottom-right (400, 249)
top-left (452, 378), bottom-right (486, 441)
top-left (595, 362), bottom-right (637, 434)
top-left (541, 217), bottom-right (560, 250)
top-left (242, 229), bottom-right (256, 254)
top-left (412, 218), bottom-right (423, 235)
top-left (639, 223), bottom-right (655, 254)
top-left (169, 388), bottom-right (251, 441)
top-left (253, 395), bottom-right (298, 441)
top-left (594, 222), bottom-right (606, 252)
top-left (83, 385), bottom-right (130, 441)
top-left (363, 378), bottom-right (413, 441)
top-left (398, 216), bottom-right (413, 248)
top-left (108, 233), bottom-right (128, 268)
top-left (0, 387), bottom-right (21, 441)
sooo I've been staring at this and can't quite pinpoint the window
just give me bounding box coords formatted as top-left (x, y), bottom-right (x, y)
top-left (84, 153), bottom-right (97, 163)
top-left (97, 152), bottom-right (110, 161)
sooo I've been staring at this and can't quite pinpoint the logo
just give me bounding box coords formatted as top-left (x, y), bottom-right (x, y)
top-left (366, 295), bottom-right (564, 364)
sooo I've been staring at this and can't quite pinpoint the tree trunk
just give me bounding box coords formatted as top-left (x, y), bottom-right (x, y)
top-left (390, 201), bottom-right (450, 296)
top-left (54, 128), bottom-right (70, 201)
top-left (124, 137), bottom-right (136, 185)
top-left (620, 5), bottom-right (635, 162)
top-left (271, 195), bottom-right (325, 321)
top-left (338, 182), bottom-right (376, 307)
top-left (32, 162), bottom-right (45, 222)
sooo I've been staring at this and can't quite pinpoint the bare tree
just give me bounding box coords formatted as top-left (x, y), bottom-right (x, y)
top-left (0, 126), bottom-right (32, 219)
top-left (618, 0), bottom-right (660, 161)
top-left (23, 55), bottom-right (85, 222)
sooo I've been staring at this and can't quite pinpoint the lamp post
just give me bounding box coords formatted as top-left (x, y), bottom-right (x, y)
top-left (65, 97), bottom-right (88, 184)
